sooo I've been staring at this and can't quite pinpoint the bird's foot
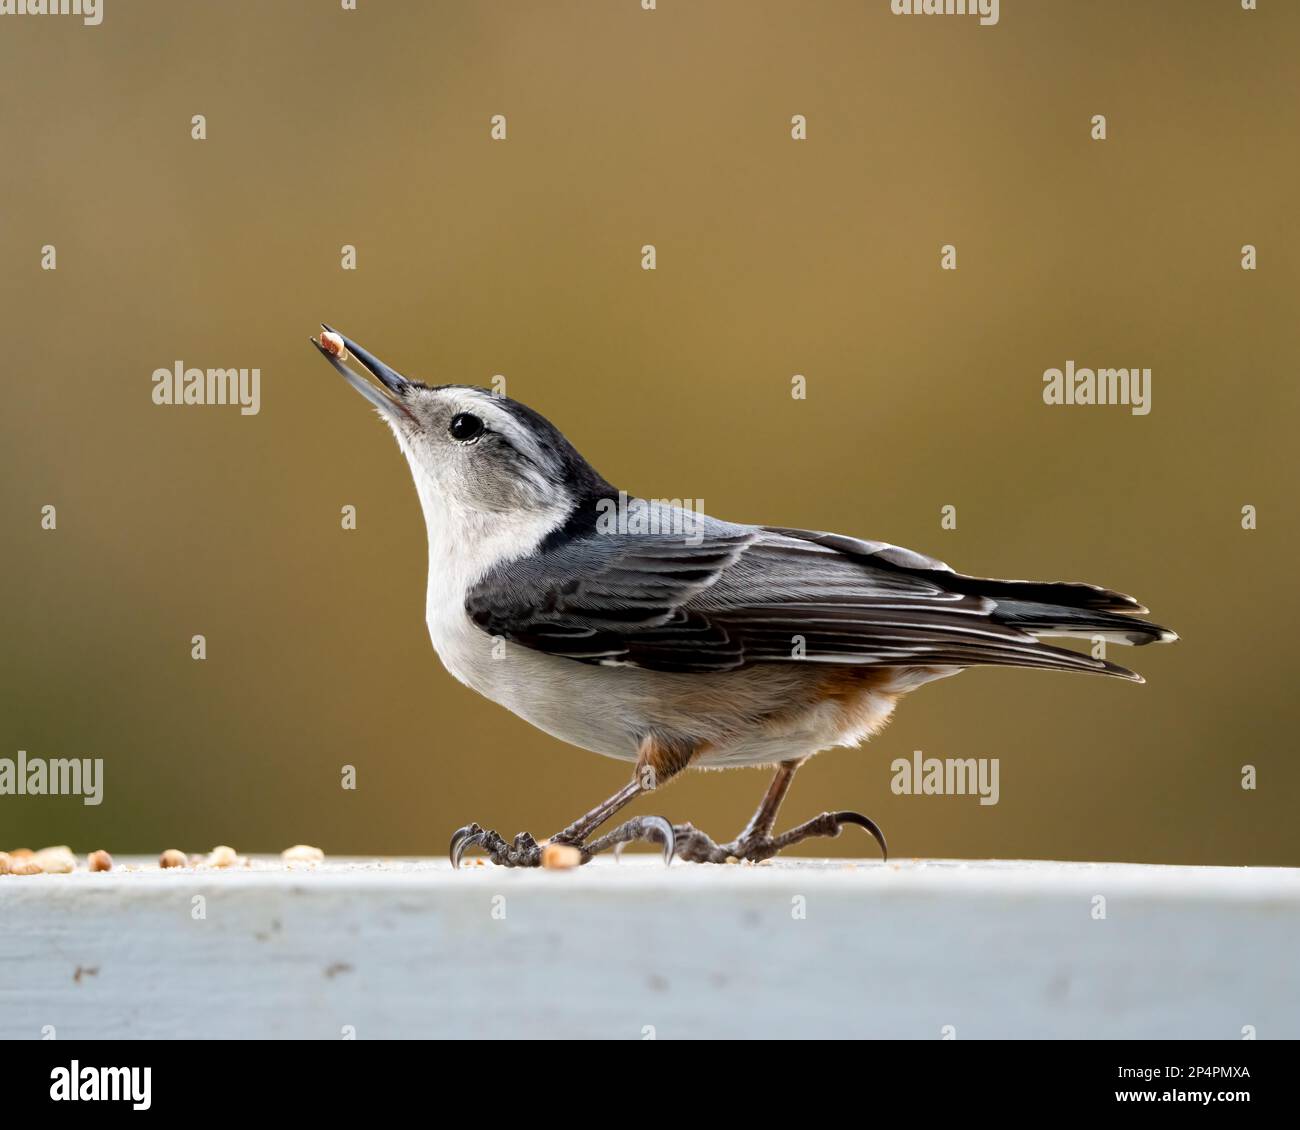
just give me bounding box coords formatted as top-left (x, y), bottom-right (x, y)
top-left (450, 816), bottom-right (677, 868)
top-left (450, 809), bottom-right (882, 868)
top-left (449, 823), bottom-right (548, 868)
top-left (591, 810), bottom-right (888, 864)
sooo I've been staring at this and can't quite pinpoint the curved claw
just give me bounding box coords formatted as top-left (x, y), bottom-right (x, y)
top-left (834, 811), bottom-right (888, 861)
top-left (449, 822), bottom-right (483, 869)
top-left (583, 814), bottom-right (677, 864)
top-left (640, 815), bottom-right (676, 866)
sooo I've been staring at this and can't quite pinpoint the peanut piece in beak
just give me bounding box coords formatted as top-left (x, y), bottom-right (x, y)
top-left (319, 330), bottom-right (348, 361)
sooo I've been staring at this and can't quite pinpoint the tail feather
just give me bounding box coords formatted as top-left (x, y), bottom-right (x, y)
top-left (755, 528), bottom-right (1177, 682)
top-left (941, 575), bottom-right (1145, 614)
top-left (992, 599), bottom-right (1178, 647)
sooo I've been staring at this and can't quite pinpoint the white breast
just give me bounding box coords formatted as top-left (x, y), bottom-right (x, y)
top-left (410, 463), bottom-right (644, 754)
top-left (412, 464), bottom-right (559, 677)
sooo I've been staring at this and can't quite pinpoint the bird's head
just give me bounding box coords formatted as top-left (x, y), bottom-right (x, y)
top-left (311, 326), bottom-right (611, 544)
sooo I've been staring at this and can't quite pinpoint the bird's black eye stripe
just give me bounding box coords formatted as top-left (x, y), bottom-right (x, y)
top-left (449, 412), bottom-right (485, 442)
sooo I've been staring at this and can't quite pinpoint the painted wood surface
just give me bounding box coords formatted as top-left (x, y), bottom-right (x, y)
top-left (2, 858), bottom-right (1296, 1039)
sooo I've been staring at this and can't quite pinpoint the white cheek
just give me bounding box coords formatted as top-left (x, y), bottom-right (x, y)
top-left (405, 455), bottom-right (566, 586)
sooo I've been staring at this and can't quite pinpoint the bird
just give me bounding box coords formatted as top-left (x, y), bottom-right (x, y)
top-left (311, 326), bottom-right (1177, 868)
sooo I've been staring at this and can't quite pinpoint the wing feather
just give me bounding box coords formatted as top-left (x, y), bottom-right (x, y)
top-left (465, 506), bottom-right (1161, 680)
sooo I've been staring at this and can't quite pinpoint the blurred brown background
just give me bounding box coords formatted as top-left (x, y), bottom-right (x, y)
top-left (1, 0), bottom-right (1296, 864)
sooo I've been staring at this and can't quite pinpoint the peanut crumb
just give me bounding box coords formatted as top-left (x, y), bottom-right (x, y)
top-left (207, 845), bottom-right (238, 868)
top-left (540, 843), bottom-right (583, 870)
top-left (34, 846), bottom-right (76, 874)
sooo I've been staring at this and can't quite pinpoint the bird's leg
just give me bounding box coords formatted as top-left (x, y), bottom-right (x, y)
top-left (548, 779), bottom-right (647, 847)
top-left (587, 759), bottom-right (888, 864)
top-left (449, 736), bottom-right (688, 868)
top-left (680, 756), bottom-right (888, 862)
top-left (735, 757), bottom-right (802, 841)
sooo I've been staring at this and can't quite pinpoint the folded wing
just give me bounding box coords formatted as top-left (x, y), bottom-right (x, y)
top-left (465, 506), bottom-right (1173, 681)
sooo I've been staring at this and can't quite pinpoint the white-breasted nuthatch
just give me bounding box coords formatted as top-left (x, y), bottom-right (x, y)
top-left (311, 326), bottom-right (1177, 868)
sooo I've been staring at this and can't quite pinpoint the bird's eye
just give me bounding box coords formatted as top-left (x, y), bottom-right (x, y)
top-left (448, 412), bottom-right (484, 442)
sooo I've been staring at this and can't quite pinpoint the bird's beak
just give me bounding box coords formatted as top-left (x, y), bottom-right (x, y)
top-left (310, 324), bottom-right (418, 424)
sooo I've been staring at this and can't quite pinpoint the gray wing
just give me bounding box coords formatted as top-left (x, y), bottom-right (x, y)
top-left (465, 512), bottom-right (757, 672)
top-left (465, 507), bottom-right (1165, 679)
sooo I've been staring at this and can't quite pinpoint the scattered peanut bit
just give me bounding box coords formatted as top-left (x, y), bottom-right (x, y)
top-left (0, 851), bottom-right (10, 875)
top-left (159, 849), bottom-right (187, 869)
top-left (87, 850), bottom-right (113, 872)
top-left (207, 845), bottom-right (238, 868)
top-left (318, 329), bottom-right (348, 361)
top-left (34, 846), bottom-right (76, 874)
top-left (540, 842), bottom-right (583, 870)
top-left (281, 844), bottom-right (324, 863)
top-left (8, 848), bottom-right (33, 859)
top-left (9, 858), bottom-right (43, 876)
